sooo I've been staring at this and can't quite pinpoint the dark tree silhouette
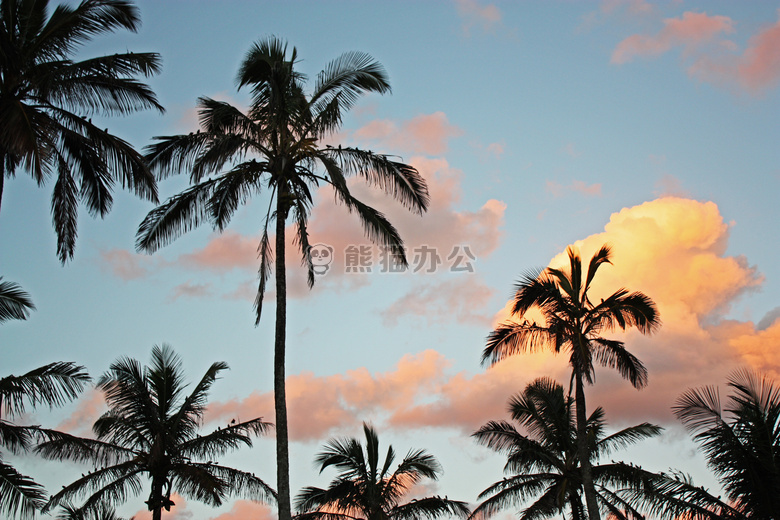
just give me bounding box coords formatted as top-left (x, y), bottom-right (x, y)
top-left (135, 37), bottom-right (428, 520)
top-left (0, 0), bottom-right (164, 262)
top-left (37, 345), bottom-right (275, 520)
top-left (296, 423), bottom-right (470, 520)
top-left (483, 245), bottom-right (660, 520)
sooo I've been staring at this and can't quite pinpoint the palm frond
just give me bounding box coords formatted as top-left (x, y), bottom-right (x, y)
top-left (0, 361), bottom-right (90, 418)
top-left (0, 457), bottom-right (47, 519)
top-left (0, 278), bottom-right (35, 323)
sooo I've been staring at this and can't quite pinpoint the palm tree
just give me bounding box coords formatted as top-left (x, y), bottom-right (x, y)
top-left (0, 0), bottom-right (164, 262)
top-left (1, 361), bottom-right (91, 519)
top-left (482, 245), bottom-right (660, 520)
top-left (135, 37), bottom-right (429, 520)
top-left (1, 277), bottom-right (91, 519)
top-left (471, 377), bottom-right (667, 520)
top-left (673, 369), bottom-right (780, 519)
top-left (295, 423), bottom-right (470, 520)
top-left (37, 344), bottom-right (275, 520)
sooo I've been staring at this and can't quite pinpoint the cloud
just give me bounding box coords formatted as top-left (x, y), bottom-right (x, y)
top-left (208, 500), bottom-right (276, 520)
top-left (612, 9), bottom-right (780, 94)
top-left (546, 180), bottom-right (602, 198)
top-left (56, 389), bottom-right (105, 437)
top-left (167, 281), bottom-right (215, 302)
top-left (180, 231), bottom-right (259, 272)
top-left (611, 11), bottom-right (735, 64)
top-left (381, 276), bottom-right (496, 327)
top-left (98, 249), bottom-right (153, 280)
top-left (454, 0), bottom-right (503, 35)
top-left (203, 196), bottom-right (779, 440)
top-left (353, 112), bottom-right (463, 156)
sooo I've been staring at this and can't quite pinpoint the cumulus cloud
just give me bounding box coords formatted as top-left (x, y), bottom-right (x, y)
top-left (208, 500), bottom-right (276, 520)
top-left (203, 197), bottom-right (778, 440)
top-left (612, 9), bottom-right (780, 94)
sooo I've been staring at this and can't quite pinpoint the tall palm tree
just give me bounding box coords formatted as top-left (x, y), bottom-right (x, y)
top-left (482, 245), bottom-right (660, 520)
top-left (471, 377), bottom-right (666, 520)
top-left (37, 345), bottom-right (275, 520)
top-left (0, 0), bottom-right (164, 262)
top-left (295, 423), bottom-right (470, 520)
top-left (673, 369), bottom-right (780, 519)
top-left (135, 37), bottom-right (429, 520)
top-left (1, 277), bottom-right (91, 519)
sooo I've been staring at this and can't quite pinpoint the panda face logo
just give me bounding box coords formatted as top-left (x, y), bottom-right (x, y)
top-left (309, 243), bottom-right (334, 275)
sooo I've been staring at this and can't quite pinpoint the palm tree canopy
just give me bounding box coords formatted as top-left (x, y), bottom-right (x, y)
top-left (295, 423), bottom-right (470, 520)
top-left (0, 0), bottom-right (164, 262)
top-left (674, 369), bottom-right (780, 520)
top-left (36, 345), bottom-right (275, 520)
top-left (471, 377), bottom-right (667, 520)
top-left (483, 245), bottom-right (660, 388)
top-left (136, 36), bottom-right (429, 323)
top-left (1, 361), bottom-right (90, 519)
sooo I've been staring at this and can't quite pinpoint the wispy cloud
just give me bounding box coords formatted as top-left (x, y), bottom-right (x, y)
top-left (454, 0), bottom-right (503, 36)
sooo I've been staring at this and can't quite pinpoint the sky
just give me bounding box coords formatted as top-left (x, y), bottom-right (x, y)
top-left (2, 0), bottom-right (780, 518)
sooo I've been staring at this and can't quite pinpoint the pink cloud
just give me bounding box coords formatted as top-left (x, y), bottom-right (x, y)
top-left (56, 389), bottom-right (105, 436)
top-left (167, 280), bottom-right (214, 302)
top-left (611, 11), bottom-right (735, 64)
top-left (180, 231), bottom-right (259, 272)
top-left (546, 180), bottom-right (602, 198)
top-left (209, 500), bottom-right (276, 520)
top-left (381, 276), bottom-right (496, 327)
top-left (612, 9), bottom-right (780, 94)
top-left (353, 112), bottom-right (463, 156)
top-left (131, 493), bottom-right (189, 520)
top-left (98, 249), bottom-right (152, 280)
top-left (455, 0), bottom-right (503, 35)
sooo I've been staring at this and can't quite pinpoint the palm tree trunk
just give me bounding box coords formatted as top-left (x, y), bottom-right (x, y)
top-left (575, 372), bottom-right (600, 520)
top-left (274, 190), bottom-right (292, 520)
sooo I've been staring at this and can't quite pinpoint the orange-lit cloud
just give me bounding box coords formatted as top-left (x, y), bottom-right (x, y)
top-left (180, 231), bottom-right (259, 272)
top-left (454, 0), bottom-right (503, 35)
top-left (353, 112), bottom-right (463, 156)
top-left (612, 9), bottom-right (780, 94)
top-left (98, 249), bottom-right (154, 280)
top-left (205, 196), bottom-right (779, 440)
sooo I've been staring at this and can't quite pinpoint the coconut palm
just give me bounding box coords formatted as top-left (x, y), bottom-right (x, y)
top-left (471, 377), bottom-right (669, 520)
top-left (0, 0), bottom-right (164, 262)
top-left (296, 423), bottom-right (470, 520)
top-left (482, 245), bottom-right (660, 520)
top-left (1, 278), bottom-right (90, 519)
top-left (135, 37), bottom-right (429, 520)
top-left (37, 345), bottom-right (275, 520)
top-left (673, 369), bottom-right (780, 519)
top-left (1, 361), bottom-right (91, 519)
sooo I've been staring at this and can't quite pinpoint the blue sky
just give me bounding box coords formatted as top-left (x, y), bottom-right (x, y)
top-left (3, 1), bottom-right (780, 518)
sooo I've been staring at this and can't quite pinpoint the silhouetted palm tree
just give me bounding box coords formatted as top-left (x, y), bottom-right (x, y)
top-left (37, 345), bottom-right (275, 520)
top-left (0, 0), bottom-right (163, 262)
top-left (1, 278), bottom-right (90, 519)
top-left (296, 423), bottom-right (470, 520)
top-left (1, 360), bottom-right (90, 519)
top-left (483, 245), bottom-right (660, 520)
top-left (471, 377), bottom-right (666, 520)
top-left (135, 37), bottom-right (429, 520)
top-left (672, 369), bottom-right (780, 519)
